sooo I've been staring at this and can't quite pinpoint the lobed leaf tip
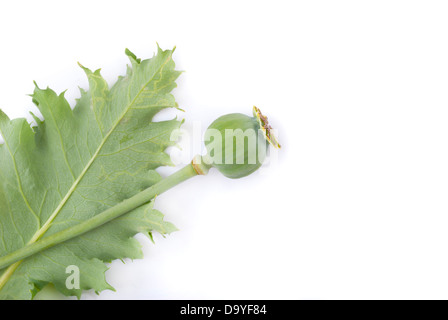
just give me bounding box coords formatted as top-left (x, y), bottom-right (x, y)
top-left (78, 85), bottom-right (87, 94)
top-left (31, 81), bottom-right (49, 98)
top-left (155, 43), bottom-right (176, 56)
top-left (147, 232), bottom-right (155, 244)
top-left (78, 62), bottom-right (101, 77)
top-left (108, 284), bottom-right (116, 292)
top-left (29, 111), bottom-right (42, 125)
top-left (77, 61), bottom-right (90, 73)
top-left (0, 108), bottom-right (8, 119)
top-left (169, 227), bottom-right (179, 234)
top-left (176, 104), bottom-right (185, 112)
top-left (125, 48), bottom-right (141, 64)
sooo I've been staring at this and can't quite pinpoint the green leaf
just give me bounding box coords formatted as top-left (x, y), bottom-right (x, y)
top-left (0, 46), bottom-right (181, 299)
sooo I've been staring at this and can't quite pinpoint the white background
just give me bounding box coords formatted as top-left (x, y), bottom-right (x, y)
top-left (1, 0), bottom-right (448, 300)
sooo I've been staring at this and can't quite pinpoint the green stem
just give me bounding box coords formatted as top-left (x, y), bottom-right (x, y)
top-left (0, 156), bottom-right (211, 287)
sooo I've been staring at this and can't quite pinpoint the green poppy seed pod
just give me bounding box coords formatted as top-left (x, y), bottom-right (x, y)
top-left (203, 106), bottom-right (280, 179)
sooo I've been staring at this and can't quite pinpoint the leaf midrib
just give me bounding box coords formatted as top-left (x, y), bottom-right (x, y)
top-left (0, 52), bottom-right (172, 290)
